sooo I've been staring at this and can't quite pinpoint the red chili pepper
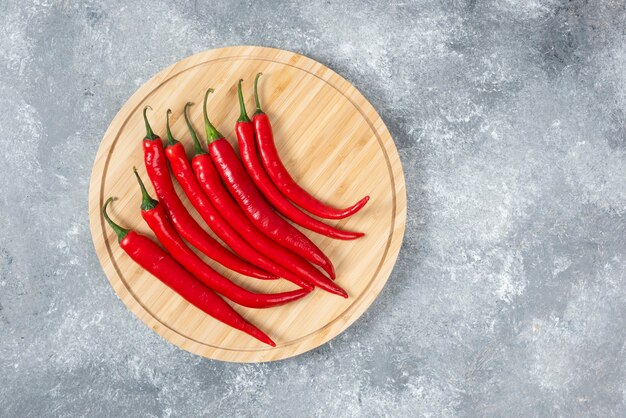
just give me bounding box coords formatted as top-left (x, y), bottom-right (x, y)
top-left (102, 197), bottom-right (276, 346)
top-left (252, 73), bottom-right (370, 220)
top-left (141, 107), bottom-right (274, 280)
top-left (164, 105), bottom-right (312, 291)
top-left (133, 168), bottom-right (311, 308)
top-left (236, 80), bottom-right (365, 240)
top-left (197, 90), bottom-right (347, 298)
top-left (193, 153), bottom-right (348, 298)
top-left (183, 107), bottom-right (339, 295)
top-left (202, 88), bottom-right (336, 278)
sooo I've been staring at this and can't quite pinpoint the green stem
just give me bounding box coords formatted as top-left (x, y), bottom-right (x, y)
top-left (102, 197), bottom-right (130, 242)
top-left (237, 79), bottom-right (251, 123)
top-left (133, 167), bottom-right (158, 211)
top-left (253, 72), bottom-right (264, 115)
top-left (164, 109), bottom-right (178, 147)
top-left (143, 106), bottom-right (158, 140)
top-left (202, 88), bottom-right (224, 143)
top-left (183, 102), bottom-right (206, 155)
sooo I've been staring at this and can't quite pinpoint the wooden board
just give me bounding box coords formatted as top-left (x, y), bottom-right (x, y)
top-left (88, 46), bottom-right (406, 362)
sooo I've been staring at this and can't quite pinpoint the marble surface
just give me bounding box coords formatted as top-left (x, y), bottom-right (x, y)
top-left (1, 0), bottom-right (625, 416)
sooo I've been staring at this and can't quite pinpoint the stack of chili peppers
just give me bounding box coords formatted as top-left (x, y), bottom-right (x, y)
top-left (103, 74), bottom-right (370, 346)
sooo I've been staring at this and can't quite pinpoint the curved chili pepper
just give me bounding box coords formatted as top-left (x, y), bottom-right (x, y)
top-left (133, 168), bottom-right (311, 308)
top-left (197, 90), bottom-right (347, 297)
top-left (202, 88), bottom-right (336, 278)
top-left (252, 73), bottom-right (370, 220)
top-left (183, 107), bottom-right (335, 295)
top-left (102, 197), bottom-right (275, 346)
top-left (141, 106), bottom-right (274, 280)
top-left (236, 80), bottom-right (364, 240)
top-left (193, 153), bottom-right (347, 298)
top-left (165, 105), bottom-right (312, 291)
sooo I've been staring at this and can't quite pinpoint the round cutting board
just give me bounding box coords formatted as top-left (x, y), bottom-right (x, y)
top-left (89, 46), bottom-right (406, 362)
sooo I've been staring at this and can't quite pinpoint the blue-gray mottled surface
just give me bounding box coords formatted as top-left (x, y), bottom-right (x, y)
top-left (1, 0), bottom-right (625, 416)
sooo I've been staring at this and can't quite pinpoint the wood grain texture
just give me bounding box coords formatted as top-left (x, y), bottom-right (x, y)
top-left (88, 46), bottom-right (406, 362)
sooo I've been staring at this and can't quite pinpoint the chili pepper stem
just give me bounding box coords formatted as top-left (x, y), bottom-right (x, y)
top-left (102, 197), bottom-right (129, 242)
top-left (183, 102), bottom-right (206, 155)
top-left (237, 79), bottom-right (251, 123)
top-left (203, 88), bottom-right (223, 143)
top-left (164, 109), bottom-right (179, 147)
top-left (253, 72), bottom-right (264, 116)
top-left (143, 106), bottom-right (158, 140)
top-left (133, 167), bottom-right (158, 211)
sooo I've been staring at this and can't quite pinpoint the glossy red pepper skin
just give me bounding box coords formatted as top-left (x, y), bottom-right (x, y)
top-left (102, 200), bottom-right (275, 346)
top-left (193, 153), bottom-right (348, 298)
top-left (254, 112), bottom-right (369, 219)
top-left (164, 141), bottom-right (311, 290)
top-left (122, 232), bottom-right (275, 346)
top-left (142, 202), bottom-right (309, 308)
top-left (236, 114), bottom-right (364, 240)
top-left (252, 74), bottom-right (369, 220)
top-left (142, 138), bottom-right (274, 280)
top-left (209, 138), bottom-right (337, 279)
top-left (134, 169), bottom-right (311, 308)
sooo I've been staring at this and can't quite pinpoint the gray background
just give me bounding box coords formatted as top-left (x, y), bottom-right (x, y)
top-left (1, 0), bottom-right (625, 416)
